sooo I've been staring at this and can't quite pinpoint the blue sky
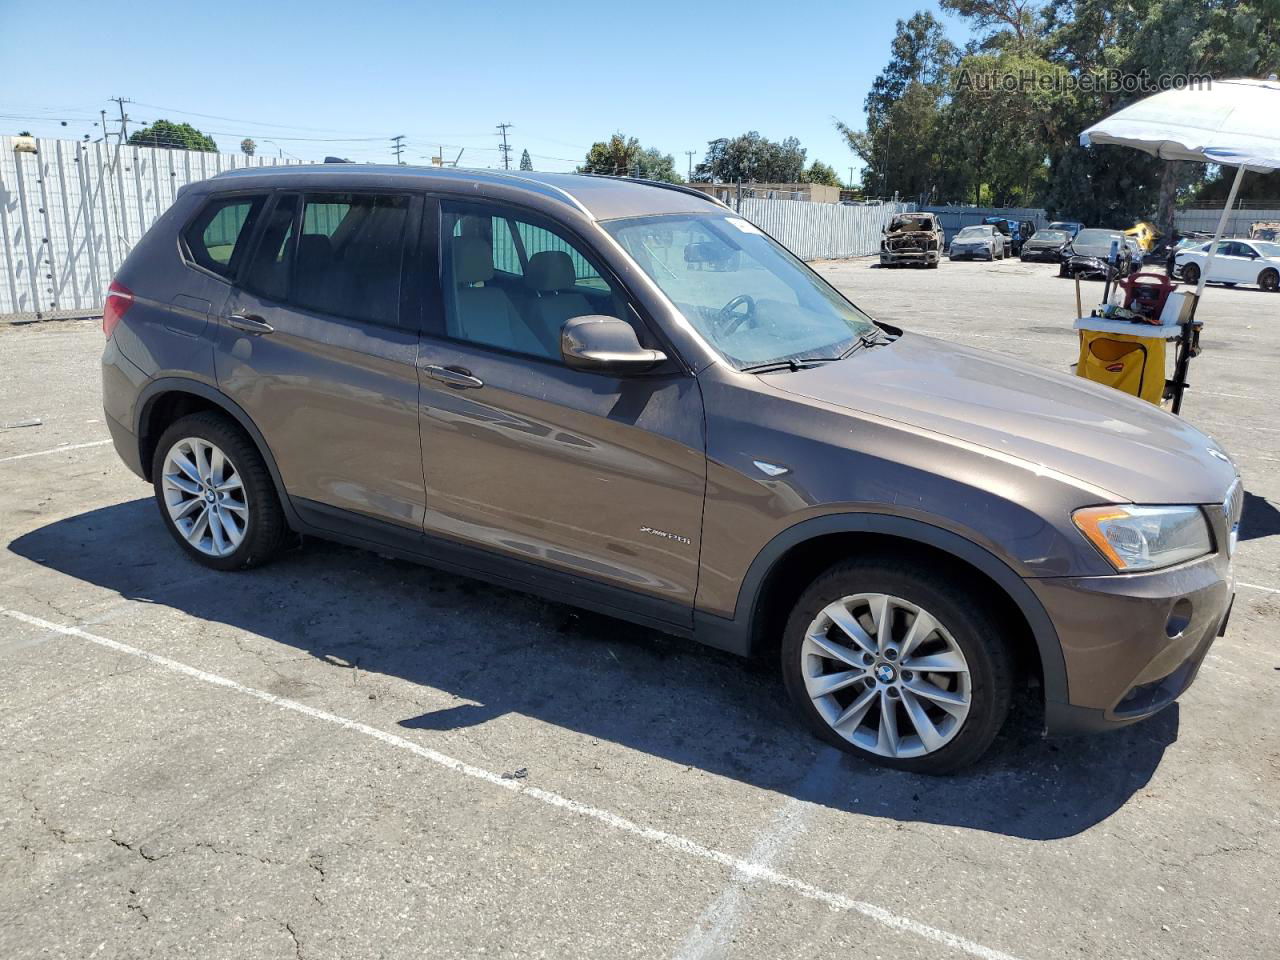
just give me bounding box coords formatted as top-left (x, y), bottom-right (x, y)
top-left (2, 0), bottom-right (970, 179)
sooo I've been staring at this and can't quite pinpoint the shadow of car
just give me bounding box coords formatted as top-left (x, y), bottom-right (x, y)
top-left (8, 498), bottom-right (1183, 841)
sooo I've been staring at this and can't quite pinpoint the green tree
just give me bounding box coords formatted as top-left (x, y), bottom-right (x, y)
top-left (802, 160), bottom-right (842, 186)
top-left (129, 120), bottom-right (217, 152)
top-left (581, 133), bottom-right (641, 176)
top-left (693, 131), bottom-right (806, 183)
top-left (240, 138), bottom-right (256, 156)
top-left (835, 12), bottom-right (956, 199)
top-left (519, 148), bottom-right (533, 171)
top-left (633, 147), bottom-right (684, 183)
top-left (581, 135), bottom-right (684, 182)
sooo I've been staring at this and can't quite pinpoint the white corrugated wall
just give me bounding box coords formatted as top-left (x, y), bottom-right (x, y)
top-left (0, 137), bottom-right (298, 322)
top-left (739, 198), bottom-right (916, 260)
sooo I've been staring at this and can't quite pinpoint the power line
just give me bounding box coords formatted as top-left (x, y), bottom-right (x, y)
top-left (496, 122), bottom-right (513, 170)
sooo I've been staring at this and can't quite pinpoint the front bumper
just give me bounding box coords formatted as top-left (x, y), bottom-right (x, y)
top-left (880, 249), bottom-right (940, 266)
top-left (949, 248), bottom-right (993, 260)
top-left (1030, 551), bottom-right (1234, 735)
top-left (1021, 248), bottom-right (1063, 262)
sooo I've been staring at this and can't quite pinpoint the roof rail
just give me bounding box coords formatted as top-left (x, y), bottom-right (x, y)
top-left (579, 173), bottom-right (732, 210)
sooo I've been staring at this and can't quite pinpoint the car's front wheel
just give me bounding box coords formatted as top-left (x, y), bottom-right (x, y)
top-left (152, 412), bottom-right (289, 570)
top-left (781, 558), bottom-right (1013, 774)
top-left (1181, 262), bottom-right (1201, 284)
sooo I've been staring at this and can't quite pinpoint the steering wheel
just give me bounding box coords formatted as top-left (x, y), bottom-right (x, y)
top-left (716, 294), bottom-right (757, 336)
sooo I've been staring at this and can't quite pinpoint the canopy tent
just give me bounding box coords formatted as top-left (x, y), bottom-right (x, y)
top-left (1080, 77), bottom-right (1280, 301)
top-left (1079, 77), bottom-right (1280, 412)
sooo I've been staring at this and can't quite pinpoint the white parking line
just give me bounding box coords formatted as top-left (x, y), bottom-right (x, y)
top-left (0, 439), bottom-right (111, 463)
top-left (0, 606), bottom-right (1021, 960)
top-left (675, 749), bottom-right (844, 959)
top-left (1240, 582), bottom-right (1280, 595)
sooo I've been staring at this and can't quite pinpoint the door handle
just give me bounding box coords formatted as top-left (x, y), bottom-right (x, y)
top-left (226, 312), bottom-right (274, 335)
top-left (422, 364), bottom-right (484, 389)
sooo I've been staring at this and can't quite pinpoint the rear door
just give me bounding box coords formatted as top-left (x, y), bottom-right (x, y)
top-left (415, 198), bottom-right (706, 621)
top-left (215, 190), bottom-right (427, 531)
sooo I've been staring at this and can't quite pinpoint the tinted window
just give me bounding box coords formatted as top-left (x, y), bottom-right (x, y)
top-left (292, 193), bottom-right (410, 326)
top-left (441, 201), bottom-right (627, 361)
top-left (243, 195), bottom-right (299, 302)
top-left (184, 195), bottom-right (265, 277)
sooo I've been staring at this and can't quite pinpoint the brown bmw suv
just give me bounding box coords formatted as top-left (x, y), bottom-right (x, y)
top-left (101, 166), bottom-right (1241, 773)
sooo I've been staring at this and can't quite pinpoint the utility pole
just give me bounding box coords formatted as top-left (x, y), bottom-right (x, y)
top-left (109, 97), bottom-right (132, 143)
top-left (391, 135), bottom-right (406, 164)
top-left (686, 150), bottom-right (695, 179)
top-left (496, 122), bottom-right (513, 170)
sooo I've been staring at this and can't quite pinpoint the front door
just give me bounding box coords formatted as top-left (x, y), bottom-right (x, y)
top-left (216, 191), bottom-right (426, 530)
top-left (416, 199), bottom-right (706, 620)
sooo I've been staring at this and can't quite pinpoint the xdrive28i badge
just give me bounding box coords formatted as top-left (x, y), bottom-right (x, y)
top-left (640, 526), bottom-right (692, 546)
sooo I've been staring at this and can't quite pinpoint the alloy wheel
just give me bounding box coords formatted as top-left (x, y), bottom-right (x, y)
top-left (161, 437), bottom-right (248, 558)
top-left (801, 593), bottom-right (972, 759)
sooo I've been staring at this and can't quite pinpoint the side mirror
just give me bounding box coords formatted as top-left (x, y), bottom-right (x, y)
top-left (560, 316), bottom-right (667, 373)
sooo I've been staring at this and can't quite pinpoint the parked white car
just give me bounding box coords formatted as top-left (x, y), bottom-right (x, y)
top-left (1173, 239), bottom-right (1280, 291)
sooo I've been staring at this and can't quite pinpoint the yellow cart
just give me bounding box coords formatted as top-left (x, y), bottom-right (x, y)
top-left (1073, 315), bottom-right (1182, 406)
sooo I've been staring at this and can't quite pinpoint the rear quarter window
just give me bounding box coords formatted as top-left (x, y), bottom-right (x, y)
top-left (183, 195), bottom-right (266, 278)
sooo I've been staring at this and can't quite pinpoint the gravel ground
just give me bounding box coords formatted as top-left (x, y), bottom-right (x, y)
top-left (1, 255), bottom-right (1277, 960)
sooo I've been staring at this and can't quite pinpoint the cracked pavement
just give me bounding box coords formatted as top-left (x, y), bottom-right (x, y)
top-left (2, 257), bottom-right (1278, 959)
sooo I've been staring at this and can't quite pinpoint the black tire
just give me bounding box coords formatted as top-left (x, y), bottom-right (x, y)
top-left (780, 557), bottom-right (1013, 775)
top-left (927, 261), bottom-right (939, 269)
top-left (1260, 268), bottom-right (1280, 292)
top-left (1181, 262), bottom-right (1201, 284)
top-left (151, 411), bottom-right (289, 571)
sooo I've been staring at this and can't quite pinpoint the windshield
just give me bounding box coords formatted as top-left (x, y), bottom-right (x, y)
top-left (1031, 230), bottom-right (1068, 242)
top-left (956, 226), bottom-right (991, 239)
top-left (603, 214), bottom-right (877, 370)
top-left (888, 215), bottom-right (934, 231)
top-left (1253, 241), bottom-right (1280, 258)
top-left (1073, 229), bottom-right (1124, 247)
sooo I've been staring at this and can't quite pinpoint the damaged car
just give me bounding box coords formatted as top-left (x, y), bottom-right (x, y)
top-left (1019, 228), bottom-right (1072, 263)
top-left (879, 213), bottom-right (944, 268)
top-left (1058, 228), bottom-right (1136, 281)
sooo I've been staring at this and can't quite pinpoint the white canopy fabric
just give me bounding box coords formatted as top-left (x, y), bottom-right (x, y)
top-left (1080, 77), bottom-right (1280, 173)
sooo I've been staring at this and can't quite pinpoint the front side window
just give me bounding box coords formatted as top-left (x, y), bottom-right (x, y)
top-left (604, 214), bottom-right (876, 370)
top-left (184, 194), bottom-right (265, 277)
top-left (441, 202), bottom-right (627, 361)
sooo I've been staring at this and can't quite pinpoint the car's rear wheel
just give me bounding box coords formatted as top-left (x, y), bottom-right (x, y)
top-left (152, 412), bottom-right (288, 570)
top-left (1181, 262), bottom-right (1201, 284)
top-left (1257, 268), bottom-right (1278, 291)
top-left (781, 558), bottom-right (1013, 774)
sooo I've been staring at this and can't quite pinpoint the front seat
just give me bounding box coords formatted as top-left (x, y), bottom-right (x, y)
top-left (450, 237), bottom-right (546, 357)
top-left (524, 251), bottom-right (593, 351)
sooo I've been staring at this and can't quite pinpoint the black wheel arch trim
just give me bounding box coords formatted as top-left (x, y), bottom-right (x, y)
top-left (133, 377), bottom-right (302, 529)
top-left (697, 512), bottom-right (1069, 707)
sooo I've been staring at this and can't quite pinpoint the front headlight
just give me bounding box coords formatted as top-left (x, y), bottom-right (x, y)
top-left (1072, 505), bottom-right (1213, 571)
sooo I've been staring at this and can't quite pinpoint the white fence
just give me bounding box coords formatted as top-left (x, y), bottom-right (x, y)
top-left (739, 198), bottom-right (916, 260)
top-left (0, 137), bottom-right (298, 322)
top-left (1174, 207), bottom-right (1280, 238)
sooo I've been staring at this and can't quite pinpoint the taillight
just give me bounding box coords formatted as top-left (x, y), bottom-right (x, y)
top-left (103, 281), bottom-right (134, 338)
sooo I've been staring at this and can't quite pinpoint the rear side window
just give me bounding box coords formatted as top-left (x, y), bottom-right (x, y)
top-left (293, 193), bottom-right (409, 326)
top-left (183, 195), bottom-right (265, 277)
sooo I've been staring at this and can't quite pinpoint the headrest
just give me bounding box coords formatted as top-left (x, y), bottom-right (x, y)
top-left (297, 234), bottom-right (333, 264)
top-left (526, 250), bottom-right (576, 292)
top-left (453, 236), bottom-right (494, 284)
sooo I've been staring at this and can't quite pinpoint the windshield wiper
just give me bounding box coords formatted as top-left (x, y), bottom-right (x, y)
top-left (842, 331), bottom-right (892, 357)
top-left (740, 357), bottom-right (838, 374)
